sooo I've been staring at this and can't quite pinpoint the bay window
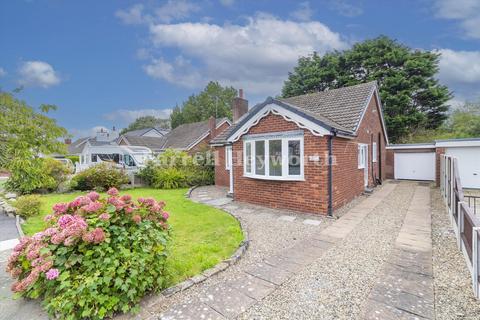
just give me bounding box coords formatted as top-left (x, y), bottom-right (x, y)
top-left (243, 132), bottom-right (304, 180)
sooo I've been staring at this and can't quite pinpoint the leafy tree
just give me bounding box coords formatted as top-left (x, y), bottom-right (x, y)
top-left (402, 101), bottom-right (480, 143)
top-left (170, 81), bottom-right (237, 128)
top-left (282, 36), bottom-right (452, 142)
top-left (120, 116), bottom-right (170, 135)
top-left (0, 92), bottom-right (68, 193)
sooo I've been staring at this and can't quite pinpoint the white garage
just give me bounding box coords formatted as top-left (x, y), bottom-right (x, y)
top-left (439, 139), bottom-right (480, 189)
top-left (394, 151), bottom-right (436, 181)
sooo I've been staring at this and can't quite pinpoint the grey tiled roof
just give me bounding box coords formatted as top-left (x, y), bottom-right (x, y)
top-left (279, 81), bottom-right (377, 133)
top-left (121, 135), bottom-right (167, 151)
top-left (68, 137), bottom-right (89, 154)
top-left (123, 127), bottom-right (169, 137)
top-left (211, 82), bottom-right (377, 145)
top-left (163, 118), bottom-right (229, 150)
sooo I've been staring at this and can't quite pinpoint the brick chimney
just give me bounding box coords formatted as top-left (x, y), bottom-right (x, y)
top-left (209, 116), bottom-right (216, 138)
top-left (64, 138), bottom-right (72, 145)
top-left (232, 89), bottom-right (248, 123)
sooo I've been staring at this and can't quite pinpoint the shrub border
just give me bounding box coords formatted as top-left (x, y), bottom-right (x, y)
top-left (159, 186), bottom-right (250, 297)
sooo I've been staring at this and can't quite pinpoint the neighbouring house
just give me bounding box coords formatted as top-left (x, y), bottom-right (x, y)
top-left (120, 127), bottom-right (169, 138)
top-left (68, 127), bottom-right (120, 157)
top-left (211, 82), bottom-right (389, 216)
top-left (386, 138), bottom-right (480, 189)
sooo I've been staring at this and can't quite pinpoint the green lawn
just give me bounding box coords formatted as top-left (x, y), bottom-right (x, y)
top-left (22, 188), bottom-right (244, 287)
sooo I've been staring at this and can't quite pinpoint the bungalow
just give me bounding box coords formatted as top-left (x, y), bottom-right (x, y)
top-left (211, 81), bottom-right (389, 216)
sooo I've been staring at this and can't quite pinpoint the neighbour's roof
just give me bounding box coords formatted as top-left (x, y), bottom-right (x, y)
top-left (163, 118), bottom-right (229, 150)
top-left (279, 81), bottom-right (377, 133)
top-left (120, 135), bottom-right (167, 151)
top-left (212, 81), bottom-right (380, 145)
top-left (123, 127), bottom-right (169, 137)
top-left (68, 137), bottom-right (89, 154)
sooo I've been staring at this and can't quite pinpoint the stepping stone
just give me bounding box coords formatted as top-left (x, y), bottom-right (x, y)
top-left (205, 198), bottom-right (231, 206)
top-left (159, 300), bottom-right (224, 320)
top-left (224, 205), bottom-right (238, 210)
top-left (228, 273), bottom-right (276, 300)
top-left (303, 219), bottom-right (321, 226)
top-left (245, 263), bottom-right (293, 285)
top-left (238, 208), bottom-right (254, 214)
top-left (200, 286), bottom-right (256, 318)
top-left (263, 254), bottom-right (305, 273)
top-left (278, 215), bottom-right (296, 222)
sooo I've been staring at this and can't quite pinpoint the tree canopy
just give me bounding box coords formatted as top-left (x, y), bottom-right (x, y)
top-left (282, 36), bottom-right (452, 142)
top-left (120, 116), bottom-right (170, 135)
top-left (170, 81), bottom-right (237, 129)
top-left (0, 92), bottom-right (68, 193)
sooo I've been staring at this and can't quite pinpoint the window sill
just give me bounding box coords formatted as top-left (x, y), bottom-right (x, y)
top-left (243, 174), bottom-right (305, 181)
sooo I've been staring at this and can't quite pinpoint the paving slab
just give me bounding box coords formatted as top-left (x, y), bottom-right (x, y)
top-left (228, 274), bottom-right (276, 300)
top-left (204, 198), bottom-right (232, 206)
top-left (263, 254), bottom-right (305, 273)
top-left (303, 219), bottom-right (321, 226)
top-left (200, 285), bottom-right (256, 318)
top-left (245, 263), bottom-right (293, 286)
top-left (159, 300), bottom-right (224, 320)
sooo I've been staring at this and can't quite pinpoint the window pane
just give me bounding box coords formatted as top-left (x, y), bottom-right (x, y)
top-left (288, 140), bottom-right (301, 175)
top-left (269, 140), bottom-right (282, 176)
top-left (245, 142), bottom-right (251, 173)
top-left (255, 140), bottom-right (265, 175)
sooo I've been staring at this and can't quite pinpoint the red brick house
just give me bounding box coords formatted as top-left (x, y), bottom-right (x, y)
top-left (211, 82), bottom-right (389, 216)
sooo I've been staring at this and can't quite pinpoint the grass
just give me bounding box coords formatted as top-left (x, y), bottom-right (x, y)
top-left (22, 188), bottom-right (244, 287)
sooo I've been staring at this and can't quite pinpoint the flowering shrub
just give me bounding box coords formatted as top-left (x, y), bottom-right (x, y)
top-left (70, 163), bottom-right (130, 191)
top-left (6, 188), bottom-right (170, 319)
top-left (13, 195), bottom-right (42, 218)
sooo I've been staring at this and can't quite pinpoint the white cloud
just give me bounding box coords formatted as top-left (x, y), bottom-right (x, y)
top-left (104, 108), bottom-right (173, 123)
top-left (116, 1), bottom-right (199, 25)
top-left (115, 4), bottom-right (146, 25)
top-left (145, 14), bottom-right (348, 95)
top-left (291, 2), bottom-right (313, 22)
top-left (328, 0), bottom-right (363, 17)
top-left (18, 61), bottom-right (61, 88)
top-left (0, 67), bottom-right (6, 77)
top-left (219, 0), bottom-right (235, 7)
top-left (434, 0), bottom-right (480, 38)
top-left (437, 49), bottom-right (480, 103)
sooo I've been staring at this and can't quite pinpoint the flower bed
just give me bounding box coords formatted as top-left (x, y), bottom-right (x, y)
top-left (6, 188), bottom-right (171, 319)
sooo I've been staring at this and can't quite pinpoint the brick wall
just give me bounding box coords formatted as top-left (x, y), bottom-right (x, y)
top-left (232, 113), bottom-right (329, 214)
top-left (214, 145), bottom-right (230, 187)
top-left (386, 149), bottom-right (394, 179)
top-left (435, 147), bottom-right (445, 186)
top-left (331, 93), bottom-right (387, 210)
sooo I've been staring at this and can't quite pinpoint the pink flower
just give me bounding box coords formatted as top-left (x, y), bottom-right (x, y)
top-left (107, 187), bottom-right (119, 196)
top-left (82, 228), bottom-right (105, 244)
top-left (151, 204), bottom-right (162, 213)
top-left (132, 215), bottom-right (142, 224)
top-left (43, 227), bottom-right (57, 237)
top-left (58, 214), bottom-right (74, 229)
top-left (86, 191), bottom-right (100, 201)
top-left (120, 194), bottom-right (131, 202)
top-left (125, 206), bottom-right (134, 214)
top-left (45, 268), bottom-right (59, 280)
top-left (51, 233), bottom-right (66, 245)
top-left (82, 201), bottom-right (102, 213)
top-left (63, 236), bottom-right (77, 246)
top-left (44, 214), bottom-right (55, 222)
top-left (99, 213), bottom-right (110, 221)
top-left (137, 197), bottom-right (145, 204)
top-left (162, 211), bottom-right (170, 220)
top-left (52, 203), bottom-right (68, 215)
top-left (144, 198), bottom-right (155, 207)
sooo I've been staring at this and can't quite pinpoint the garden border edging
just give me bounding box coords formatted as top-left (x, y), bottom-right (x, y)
top-left (160, 186), bottom-right (250, 297)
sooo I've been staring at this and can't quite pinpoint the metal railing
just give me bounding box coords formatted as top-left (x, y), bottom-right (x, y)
top-left (441, 155), bottom-right (480, 298)
top-left (465, 195), bottom-right (480, 215)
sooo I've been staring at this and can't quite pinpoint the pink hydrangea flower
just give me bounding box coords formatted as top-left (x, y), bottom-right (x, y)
top-left (58, 214), bottom-right (74, 229)
top-left (162, 211), bottom-right (170, 220)
top-left (137, 197), bottom-right (145, 204)
top-left (99, 213), bottom-right (110, 221)
top-left (125, 206), bottom-right (134, 214)
top-left (82, 201), bottom-right (102, 213)
top-left (107, 187), bottom-right (119, 196)
top-left (132, 215), bottom-right (142, 224)
top-left (52, 203), bottom-right (68, 215)
top-left (82, 228), bottom-right (105, 244)
top-left (45, 268), bottom-right (59, 280)
top-left (120, 194), bottom-right (131, 202)
top-left (86, 191), bottom-right (100, 201)
top-left (43, 227), bottom-right (57, 237)
top-left (144, 198), bottom-right (155, 207)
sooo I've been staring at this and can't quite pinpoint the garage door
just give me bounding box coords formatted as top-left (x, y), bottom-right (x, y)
top-left (394, 152), bottom-right (435, 181)
top-left (446, 147), bottom-right (480, 189)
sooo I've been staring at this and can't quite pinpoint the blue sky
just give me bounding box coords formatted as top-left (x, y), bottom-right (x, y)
top-left (1, 0), bottom-right (479, 138)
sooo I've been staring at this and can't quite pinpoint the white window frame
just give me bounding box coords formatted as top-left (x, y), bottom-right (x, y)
top-left (372, 142), bottom-right (377, 163)
top-left (243, 136), bottom-right (304, 181)
top-left (358, 144), bottom-right (367, 169)
top-left (225, 146), bottom-right (232, 170)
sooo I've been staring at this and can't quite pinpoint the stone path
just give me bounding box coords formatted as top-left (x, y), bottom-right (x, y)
top-left (159, 183), bottom-right (400, 319)
top-left (363, 185), bottom-right (434, 319)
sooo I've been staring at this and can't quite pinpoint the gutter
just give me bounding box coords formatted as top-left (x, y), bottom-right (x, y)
top-left (327, 128), bottom-right (337, 217)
